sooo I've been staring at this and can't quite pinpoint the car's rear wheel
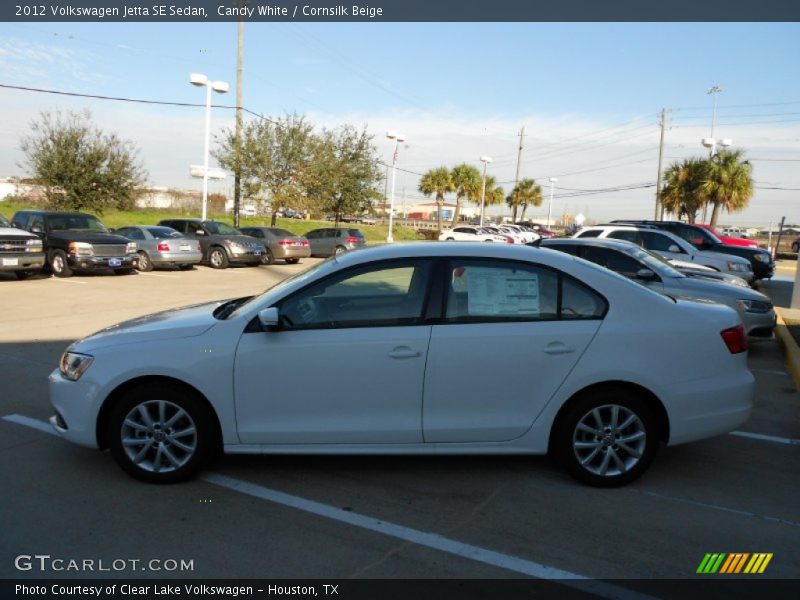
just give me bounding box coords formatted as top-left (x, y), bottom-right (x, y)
top-left (446, 237), bottom-right (455, 241)
top-left (208, 247), bottom-right (229, 269)
top-left (107, 384), bottom-right (215, 483)
top-left (285, 258), bottom-right (300, 264)
top-left (136, 251), bottom-right (153, 272)
top-left (49, 250), bottom-right (73, 278)
top-left (554, 389), bottom-right (659, 487)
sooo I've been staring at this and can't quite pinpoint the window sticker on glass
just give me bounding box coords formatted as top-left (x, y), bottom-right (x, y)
top-left (465, 267), bottom-right (540, 316)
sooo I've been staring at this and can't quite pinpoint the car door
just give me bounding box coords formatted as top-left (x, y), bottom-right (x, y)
top-left (233, 259), bottom-right (435, 444)
top-left (422, 259), bottom-right (606, 443)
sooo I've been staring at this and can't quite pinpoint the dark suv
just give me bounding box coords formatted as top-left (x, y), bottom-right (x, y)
top-left (11, 210), bottom-right (137, 277)
top-left (0, 213), bottom-right (45, 279)
top-left (610, 220), bottom-right (775, 280)
top-left (157, 218), bottom-right (264, 269)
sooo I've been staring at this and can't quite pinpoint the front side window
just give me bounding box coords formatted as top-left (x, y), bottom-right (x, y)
top-left (121, 228), bottom-right (145, 241)
top-left (280, 260), bottom-right (431, 330)
top-left (582, 247), bottom-right (643, 279)
top-left (640, 231), bottom-right (683, 253)
top-left (204, 221), bottom-right (239, 235)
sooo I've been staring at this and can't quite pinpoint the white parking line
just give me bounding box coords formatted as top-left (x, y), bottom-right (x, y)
top-left (730, 430), bottom-right (800, 446)
top-left (50, 278), bottom-right (87, 284)
top-left (0, 413), bottom-right (652, 599)
top-left (143, 273), bottom-right (178, 279)
top-left (750, 368), bottom-right (791, 377)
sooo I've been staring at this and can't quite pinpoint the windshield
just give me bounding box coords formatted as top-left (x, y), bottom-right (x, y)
top-left (204, 221), bottom-right (240, 235)
top-left (46, 214), bottom-right (108, 232)
top-left (0, 214), bottom-right (10, 227)
top-left (623, 245), bottom-right (685, 279)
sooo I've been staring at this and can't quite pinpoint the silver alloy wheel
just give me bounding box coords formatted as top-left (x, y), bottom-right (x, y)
top-left (572, 404), bottom-right (646, 477)
top-left (137, 251), bottom-right (150, 271)
top-left (120, 399), bottom-right (198, 474)
top-left (52, 254), bottom-right (64, 273)
top-left (209, 249), bottom-right (224, 267)
top-left (334, 245), bottom-right (346, 255)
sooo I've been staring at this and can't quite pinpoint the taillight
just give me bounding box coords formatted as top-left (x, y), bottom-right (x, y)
top-left (302, 240), bottom-right (309, 246)
top-left (156, 242), bottom-right (170, 252)
top-left (505, 236), bottom-right (514, 243)
top-left (720, 325), bottom-right (748, 354)
top-left (278, 240), bottom-right (292, 246)
top-left (346, 236), bottom-right (359, 244)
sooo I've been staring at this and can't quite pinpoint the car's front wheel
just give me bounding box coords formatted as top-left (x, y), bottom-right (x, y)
top-left (285, 258), bottom-right (300, 264)
top-left (554, 389), bottom-right (659, 487)
top-left (207, 247), bottom-right (229, 269)
top-left (136, 251), bottom-right (153, 272)
top-left (261, 249), bottom-right (274, 265)
top-left (792, 241), bottom-right (799, 253)
top-left (49, 250), bottom-right (73, 278)
top-left (107, 384), bottom-right (216, 483)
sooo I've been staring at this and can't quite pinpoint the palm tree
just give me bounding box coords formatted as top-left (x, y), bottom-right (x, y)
top-left (660, 158), bottom-right (707, 223)
top-left (450, 163), bottom-right (482, 227)
top-left (506, 178), bottom-right (543, 222)
top-left (702, 149), bottom-right (754, 227)
top-left (418, 166), bottom-right (455, 233)
top-left (480, 175), bottom-right (504, 224)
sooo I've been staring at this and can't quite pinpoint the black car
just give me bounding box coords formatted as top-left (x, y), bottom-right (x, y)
top-left (157, 218), bottom-right (264, 269)
top-left (11, 210), bottom-right (138, 277)
top-left (610, 220), bottom-right (775, 280)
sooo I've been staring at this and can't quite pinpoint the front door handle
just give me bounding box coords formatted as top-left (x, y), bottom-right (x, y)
top-left (388, 346), bottom-right (421, 359)
top-left (543, 342), bottom-right (576, 355)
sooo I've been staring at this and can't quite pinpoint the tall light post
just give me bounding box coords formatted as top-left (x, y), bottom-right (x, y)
top-left (701, 86), bottom-right (732, 222)
top-left (190, 73), bottom-right (229, 221)
top-left (386, 131), bottom-right (405, 243)
top-left (479, 155), bottom-right (492, 226)
top-left (546, 177), bottom-right (558, 229)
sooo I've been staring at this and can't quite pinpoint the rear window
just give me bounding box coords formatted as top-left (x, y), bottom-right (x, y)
top-left (147, 227), bottom-right (183, 239)
top-left (347, 229), bottom-right (364, 237)
top-left (268, 228), bottom-right (294, 237)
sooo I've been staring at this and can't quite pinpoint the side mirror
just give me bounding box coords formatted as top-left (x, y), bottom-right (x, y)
top-left (668, 244), bottom-right (681, 253)
top-left (30, 227), bottom-right (43, 235)
top-left (636, 268), bottom-right (657, 280)
top-left (258, 307), bottom-right (281, 331)
top-left (108, 228), bottom-right (116, 234)
top-left (195, 230), bottom-right (206, 236)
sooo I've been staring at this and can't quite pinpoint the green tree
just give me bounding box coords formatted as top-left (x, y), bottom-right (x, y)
top-left (216, 113), bottom-right (314, 226)
top-left (20, 110), bottom-right (146, 212)
top-left (506, 178), bottom-right (543, 222)
top-left (480, 175), bottom-right (505, 224)
top-left (702, 149), bottom-right (754, 227)
top-left (304, 125), bottom-right (383, 225)
top-left (418, 167), bottom-right (455, 233)
top-left (449, 163), bottom-right (482, 227)
top-left (660, 158), bottom-right (707, 223)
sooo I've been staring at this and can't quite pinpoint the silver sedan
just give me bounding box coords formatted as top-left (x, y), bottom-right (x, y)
top-left (115, 226), bottom-right (204, 271)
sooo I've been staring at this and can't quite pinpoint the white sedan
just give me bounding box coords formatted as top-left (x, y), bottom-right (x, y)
top-left (439, 226), bottom-right (509, 243)
top-left (49, 243), bottom-right (754, 486)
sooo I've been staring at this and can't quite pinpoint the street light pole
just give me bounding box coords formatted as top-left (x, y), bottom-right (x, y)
top-left (386, 132), bottom-right (405, 243)
top-left (190, 73), bottom-right (229, 221)
top-left (479, 155), bottom-right (492, 226)
top-left (547, 177), bottom-right (558, 229)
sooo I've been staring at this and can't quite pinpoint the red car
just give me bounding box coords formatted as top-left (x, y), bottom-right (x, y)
top-left (696, 224), bottom-right (761, 249)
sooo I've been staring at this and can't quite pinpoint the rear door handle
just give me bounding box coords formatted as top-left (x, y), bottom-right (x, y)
top-left (388, 346), bottom-right (421, 359)
top-left (543, 342), bottom-right (576, 355)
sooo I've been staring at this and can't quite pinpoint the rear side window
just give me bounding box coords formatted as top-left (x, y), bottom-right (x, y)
top-left (607, 230), bottom-right (641, 245)
top-left (561, 278), bottom-right (607, 319)
top-left (123, 228), bottom-right (146, 241)
top-left (576, 229), bottom-right (601, 238)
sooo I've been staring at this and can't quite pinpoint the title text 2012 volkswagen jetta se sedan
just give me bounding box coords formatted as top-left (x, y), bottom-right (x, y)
top-left (49, 243), bottom-right (754, 486)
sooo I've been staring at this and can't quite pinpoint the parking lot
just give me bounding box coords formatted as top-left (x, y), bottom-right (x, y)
top-left (1, 259), bottom-right (799, 587)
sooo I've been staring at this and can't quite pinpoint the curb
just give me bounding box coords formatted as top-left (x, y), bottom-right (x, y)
top-left (774, 308), bottom-right (800, 391)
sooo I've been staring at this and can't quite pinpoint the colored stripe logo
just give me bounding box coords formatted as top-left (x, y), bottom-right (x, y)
top-left (697, 553), bottom-right (773, 574)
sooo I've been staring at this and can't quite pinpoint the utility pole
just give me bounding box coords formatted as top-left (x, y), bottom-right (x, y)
top-left (232, 11), bottom-right (245, 228)
top-left (655, 109), bottom-right (667, 220)
top-left (512, 126), bottom-right (525, 222)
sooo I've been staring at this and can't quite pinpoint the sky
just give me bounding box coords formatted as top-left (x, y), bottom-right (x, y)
top-left (0, 21), bottom-right (798, 226)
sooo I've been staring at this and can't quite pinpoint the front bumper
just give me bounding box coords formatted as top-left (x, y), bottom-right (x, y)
top-left (227, 249), bottom-right (263, 265)
top-left (48, 368), bottom-right (102, 449)
top-left (67, 253), bottom-right (138, 270)
top-left (752, 260), bottom-right (775, 280)
top-left (0, 252), bottom-right (46, 272)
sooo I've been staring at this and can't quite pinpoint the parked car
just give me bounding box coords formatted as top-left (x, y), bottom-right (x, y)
top-left (11, 210), bottom-right (137, 277)
top-left (668, 261), bottom-right (751, 288)
top-left (791, 238), bottom-right (799, 253)
top-left (575, 224), bottom-right (754, 282)
top-left (157, 218), bottom-right (264, 269)
top-left (610, 220), bottom-right (774, 280)
top-left (49, 242), bottom-right (754, 486)
top-left (439, 226), bottom-right (509, 243)
top-left (305, 228), bottom-right (367, 256)
top-left (114, 226), bottom-right (203, 272)
top-left (719, 226), bottom-right (749, 239)
top-left (238, 227), bottom-right (311, 265)
top-left (542, 238), bottom-right (775, 338)
top-left (0, 213), bottom-right (45, 279)
top-left (519, 223), bottom-right (557, 238)
top-left (695, 224), bottom-right (760, 249)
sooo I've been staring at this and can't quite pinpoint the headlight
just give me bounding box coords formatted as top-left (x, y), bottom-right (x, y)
top-left (59, 352), bottom-right (94, 381)
top-left (68, 242), bottom-right (93, 256)
top-left (736, 299), bottom-right (773, 314)
top-left (726, 261), bottom-right (751, 272)
top-left (25, 238), bottom-right (43, 252)
top-left (126, 242), bottom-right (137, 253)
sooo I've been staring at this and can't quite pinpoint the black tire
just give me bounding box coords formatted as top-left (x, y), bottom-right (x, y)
top-left (207, 246), bottom-right (229, 269)
top-left (14, 271), bottom-right (38, 280)
top-left (792, 241), bottom-right (799, 253)
top-left (49, 250), bottom-right (73, 278)
top-left (334, 245), bottom-right (347, 256)
top-left (179, 264), bottom-right (195, 271)
top-left (136, 251), bottom-right (154, 272)
top-left (261, 249), bottom-right (275, 265)
top-left (446, 237), bottom-right (455, 241)
top-left (285, 258), bottom-right (300, 264)
top-left (107, 383), bottom-right (216, 483)
top-left (553, 388), bottom-right (660, 487)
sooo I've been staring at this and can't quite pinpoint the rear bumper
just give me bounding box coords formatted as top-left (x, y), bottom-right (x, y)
top-left (272, 246), bottom-right (311, 260)
top-left (67, 254), bottom-right (137, 270)
top-left (664, 368), bottom-right (754, 446)
top-left (151, 250), bottom-right (203, 265)
top-left (752, 261), bottom-right (775, 280)
top-left (0, 253), bottom-right (45, 271)
top-left (743, 309), bottom-right (777, 338)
